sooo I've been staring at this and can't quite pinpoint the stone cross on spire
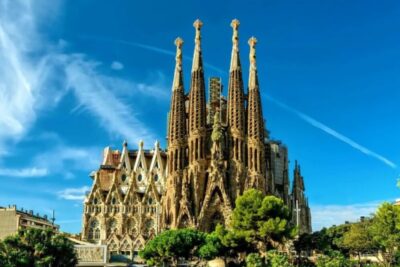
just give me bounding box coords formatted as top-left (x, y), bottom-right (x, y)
top-left (192, 19), bottom-right (203, 72)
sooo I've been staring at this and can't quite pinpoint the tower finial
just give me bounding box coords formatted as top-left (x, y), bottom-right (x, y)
top-left (193, 19), bottom-right (203, 47)
top-left (174, 37), bottom-right (183, 67)
top-left (229, 19), bottom-right (241, 71)
top-left (172, 37), bottom-right (184, 91)
top-left (192, 19), bottom-right (203, 72)
top-left (231, 19), bottom-right (240, 49)
top-left (248, 36), bottom-right (257, 69)
top-left (248, 36), bottom-right (259, 90)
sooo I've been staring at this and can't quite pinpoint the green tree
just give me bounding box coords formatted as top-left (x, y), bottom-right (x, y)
top-left (0, 228), bottom-right (77, 267)
top-left (140, 228), bottom-right (205, 266)
top-left (341, 219), bottom-right (377, 266)
top-left (370, 202), bottom-right (400, 267)
top-left (266, 250), bottom-right (292, 267)
top-left (246, 253), bottom-right (267, 267)
top-left (232, 189), bottom-right (295, 251)
top-left (199, 224), bottom-right (253, 264)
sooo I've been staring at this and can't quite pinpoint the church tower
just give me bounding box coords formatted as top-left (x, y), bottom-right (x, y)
top-left (246, 37), bottom-right (266, 193)
top-left (164, 38), bottom-right (188, 228)
top-left (187, 19), bottom-right (208, 221)
top-left (227, 19), bottom-right (246, 199)
top-left (291, 161), bottom-right (312, 234)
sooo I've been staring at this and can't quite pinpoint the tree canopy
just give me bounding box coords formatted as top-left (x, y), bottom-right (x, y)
top-left (232, 189), bottom-right (296, 250)
top-left (140, 228), bottom-right (205, 266)
top-left (0, 228), bottom-right (77, 267)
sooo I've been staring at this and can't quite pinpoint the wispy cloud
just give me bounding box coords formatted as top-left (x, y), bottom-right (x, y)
top-left (58, 186), bottom-right (90, 201)
top-left (0, 167), bottom-right (48, 178)
top-left (64, 55), bottom-right (157, 143)
top-left (32, 143), bottom-right (101, 178)
top-left (0, 0), bottom-right (162, 155)
top-left (266, 95), bottom-right (397, 169)
top-left (110, 60), bottom-right (124, 70)
top-left (311, 200), bottom-right (384, 230)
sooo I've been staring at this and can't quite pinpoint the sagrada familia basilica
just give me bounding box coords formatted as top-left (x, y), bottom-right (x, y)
top-left (81, 19), bottom-right (312, 259)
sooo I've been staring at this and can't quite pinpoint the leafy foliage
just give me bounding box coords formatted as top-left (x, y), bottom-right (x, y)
top-left (246, 253), bottom-right (266, 267)
top-left (0, 228), bottom-right (77, 267)
top-left (341, 219), bottom-right (377, 263)
top-left (316, 251), bottom-right (355, 267)
top-left (232, 189), bottom-right (295, 250)
top-left (140, 228), bottom-right (205, 266)
top-left (266, 250), bottom-right (292, 267)
top-left (370, 202), bottom-right (400, 266)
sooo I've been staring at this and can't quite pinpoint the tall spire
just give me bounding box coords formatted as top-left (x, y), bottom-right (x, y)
top-left (167, 37), bottom-right (187, 163)
top-left (188, 18), bottom-right (207, 166)
top-left (227, 19), bottom-right (246, 197)
top-left (227, 19), bottom-right (245, 133)
top-left (247, 36), bottom-right (264, 140)
top-left (246, 36), bottom-right (266, 193)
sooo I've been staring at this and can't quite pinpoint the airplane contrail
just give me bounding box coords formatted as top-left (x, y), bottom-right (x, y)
top-left (113, 39), bottom-right (226, 74)
top-left (266, 95), bottom-right (397, 169)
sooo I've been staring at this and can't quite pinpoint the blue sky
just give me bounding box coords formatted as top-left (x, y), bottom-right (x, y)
top-left (1, 0), bottom-right (400, 233)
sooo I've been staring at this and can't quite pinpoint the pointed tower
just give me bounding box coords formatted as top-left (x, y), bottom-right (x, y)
top-left (188, 19), bottom-right (207, 163)
top-left (163, 37), bottom-right (188, 228)
top-left (187, 19), bottom-right (208, 219)
top-left (227, 19), bottom-right (246, 198)
top-left (246, 37), bottom-right (266, 192)
top-left (291, 160), bottom-right (312, 234)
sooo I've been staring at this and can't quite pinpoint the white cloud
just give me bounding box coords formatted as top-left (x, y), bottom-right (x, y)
top-left (32, 144), bottom-right (101, 177)
top-left (0, 167), bottom-right (48, 178)
top-left (311, 201), bottom-right (384, 231)
top-left (266, 95), bottom-right (397, 169)
top-left (58, 186), bottom-right (90, 201)
top-left (110, 61), bottom-right (124, 70)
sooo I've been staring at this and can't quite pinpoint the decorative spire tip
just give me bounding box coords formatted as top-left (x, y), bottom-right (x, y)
top-left (248, 36), bottom-right (257, 47)
top-left (230, 19), bottom-right (240, 29)
top-left (193, 19), bottom-right (203, 29)
top-left (174, 37), bottom-right (183, 47)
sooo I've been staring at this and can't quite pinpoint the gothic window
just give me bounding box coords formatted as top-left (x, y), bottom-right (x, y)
top-left (154, 161), bottom-right (158, 169)
top-left (93, 197), bottom-right (98, 205)
top-left (88, 219), bottom-right (100, 241)
top-left (111, 197), bottom-right (117, 205)
top-left (121, 174), bottom-right (127, 182)
top-left (154, 174), bottom-right (159, 182)
top-left (94, 228), bottom-right (100, 240)
top-left (127, 219), bottom-right (137, 236)
top-left (137, 174), bottom-right (143, 182)
top-left (107, 219), bottom-right (118, 236)
top-left (147, 197), bottom-right (153, 205)
top-left (144, 219), bottom-right (154, 235)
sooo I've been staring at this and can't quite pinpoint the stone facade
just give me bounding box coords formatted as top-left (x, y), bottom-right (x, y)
top-left (82, 19), bottom-right (312, 259)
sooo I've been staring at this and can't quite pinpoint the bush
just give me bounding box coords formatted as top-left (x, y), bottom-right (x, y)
top-left (246, 253), bottom-right (266, 267)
